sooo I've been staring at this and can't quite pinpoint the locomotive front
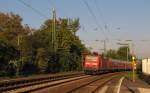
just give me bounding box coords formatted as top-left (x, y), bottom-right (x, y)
top-left (84, 55), bottom-right (101, 74)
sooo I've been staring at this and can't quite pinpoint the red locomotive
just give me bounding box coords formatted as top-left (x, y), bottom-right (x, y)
top-left (83, 54), bottom-right (132, 74)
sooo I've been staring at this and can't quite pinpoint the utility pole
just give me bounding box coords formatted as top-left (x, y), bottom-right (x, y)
top-left (16, 35), bottom-right (22, 76)
top-left (104, 40), bottom-right (106, 55)
top-left (101, 40), bottom-right (106, 56)
top-left (52, 8), bottom-right (56, 53)
top-left (51, 8), bottom-right (57, 68)
top-left (126, 47), bottom-right (129, 70)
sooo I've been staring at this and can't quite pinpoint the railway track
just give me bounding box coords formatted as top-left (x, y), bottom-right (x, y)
top-left (66, 72), bottom-right (123, 93)
top-left (31, 72), bottom-right (125, 93)
top-left (1, 72), bottom-right (125, 93)
top-left (0, 72), bottom-right (84, 93)
top-left (8, 75), bottom-right (91, 93)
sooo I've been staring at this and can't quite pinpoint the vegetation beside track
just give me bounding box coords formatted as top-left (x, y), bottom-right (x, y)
top-left (125, 71), bottom-right (138, 79)
top-left (0, 12), bottom-right (86, 77)
top-left (125, 71), bottom-right (150, 85)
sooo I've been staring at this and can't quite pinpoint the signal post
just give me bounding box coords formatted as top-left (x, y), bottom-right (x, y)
top-left (132, 56), bottom-right (136, 82)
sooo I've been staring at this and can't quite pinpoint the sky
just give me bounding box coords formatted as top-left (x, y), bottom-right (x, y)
top-left (0, 0), bottom-right (150, 58)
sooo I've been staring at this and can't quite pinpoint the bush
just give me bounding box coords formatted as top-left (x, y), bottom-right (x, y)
top-left (0, 71), bottom-right (8, 77)
top-left (21, 62), bottom-right (38, 76)
top-left (6, 63), bottom-right (17, 76)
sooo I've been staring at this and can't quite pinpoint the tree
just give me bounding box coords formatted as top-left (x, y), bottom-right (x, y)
top-left (38, 18), bottom-right (85, 72)
top-left (105, 46), bottom-right (132, 61)
top-left (35, 48), bottom-right (49, 73)
top-left (117, 46), bottom-right (131, 61)
top-left (0, 13), bottom-right (29, 42)
top-left (6, 62), bottom-right (17, 76)
top-left (0, 12), bottom-right (86, 76)
top-left (69, 18), bottom-right (80, 35)
top-left (0, 12), bottom-right (34, 74)
top-left (106, 49), bottom-right (118, 59)
top-left (0, 37), bottom-right (18, 71)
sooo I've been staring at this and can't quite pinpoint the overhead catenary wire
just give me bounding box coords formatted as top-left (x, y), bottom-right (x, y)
top-left (94, 0), bottom-right (110, 33)
top-left (94, 0), bottom-right (116, 44)
top-left (17, 0), bottom-right (48, 19)
top-left (47, 0), bottom-right (55, 9)
top-left (81, 0), bottom-right (108, 40)
top-left (82, 0), bottom-right (102, 31)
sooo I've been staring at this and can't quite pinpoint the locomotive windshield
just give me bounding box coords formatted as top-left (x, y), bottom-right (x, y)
top-left (85, 56), bottom-right (97, 62)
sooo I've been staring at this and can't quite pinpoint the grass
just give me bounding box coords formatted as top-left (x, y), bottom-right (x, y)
top-left (125, 71), bottom-right (138, 80)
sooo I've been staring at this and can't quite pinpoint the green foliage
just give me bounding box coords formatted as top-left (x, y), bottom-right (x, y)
top-left (35, 18), bottom-right (84, 73)
top-left (106, 46), bottom-right (132, 61)
top-left (0, 37), bottom-right (18, 71)
top-left (35, 48), bottom-right (49, 73)
top-left (6, 62), bottom-right (17, 76)
top-left (0, 12), bottom-right (85, 76)
top-left (59, 53), bottom-right (70, 72)
top-left (0, 13), bottom-right (29, 42)
top-left (106, 49), bottom-right (118, 59)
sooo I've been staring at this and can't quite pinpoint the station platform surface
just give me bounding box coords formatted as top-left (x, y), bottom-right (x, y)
top-left (120, 76), bottom-right (150, 93)
top-left (98, 74), bottom-right (150, 93)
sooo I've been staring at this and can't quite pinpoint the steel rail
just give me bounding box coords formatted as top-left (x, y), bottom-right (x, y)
top-left (0, 72), bottom-right (84, 92)
top-left (66, 72), bottom-right (125, 93)
top-left (3, 75), bottom-right (91, 93)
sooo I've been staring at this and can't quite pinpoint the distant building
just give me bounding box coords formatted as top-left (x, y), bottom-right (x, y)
top-left (142, 58), bottom-right (150, 74)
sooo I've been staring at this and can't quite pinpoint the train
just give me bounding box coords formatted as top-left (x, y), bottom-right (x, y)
top-left (83, 54), bottom-right (132, 74)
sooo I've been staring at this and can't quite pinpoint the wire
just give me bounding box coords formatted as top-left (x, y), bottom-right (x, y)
top-left (48, 0), bottom-right (55, 9)
top-left (81, 0), bottom-right (108, 40)
top-left (17, 0), bottom-right (48, 19)
top-left (94, 0), bottom-right (112, 42)
top-left (94, 0), bottom-right (110, 32)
